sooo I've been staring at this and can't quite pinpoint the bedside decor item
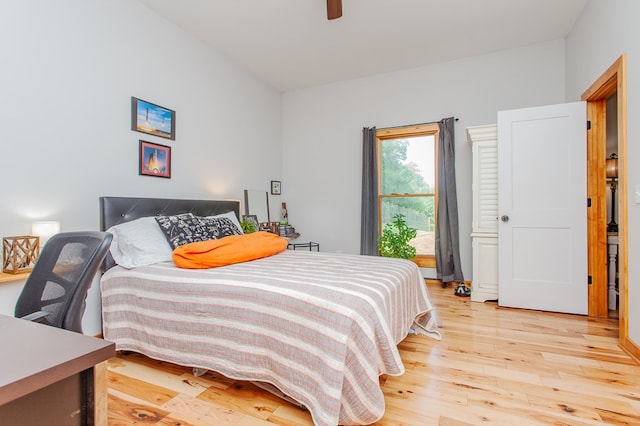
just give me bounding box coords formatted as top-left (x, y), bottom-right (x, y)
top-left (280, 202), bottom-right (288, 224)
top-left (269, 222), bottom-right (281, 234)
top-left (271, 180), bottom-right (281, 195)
top-left (378, 214), bottom-right (416, 259)
top-left (3, 236), bottom-right (39, 274)
top-left (139, 140), bottom-right (171, 178)
top-left (131, 97), bottom-right (175, 140)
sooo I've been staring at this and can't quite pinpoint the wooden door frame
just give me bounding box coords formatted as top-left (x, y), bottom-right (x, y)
top-left (582, 54), bottom-right (638, 362)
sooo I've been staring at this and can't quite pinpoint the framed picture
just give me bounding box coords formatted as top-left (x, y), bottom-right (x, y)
top-left (139, 140), bottom-right (171, 178)
top-left (271, 180), bottom-right (281, 195)
top-left (242, 215), bottom-right (259, 232)
top-left (131, 97), bottom-right (175, 140)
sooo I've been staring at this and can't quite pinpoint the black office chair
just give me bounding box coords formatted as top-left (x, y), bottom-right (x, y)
top-left (14, 231), bottom-right (113, 334)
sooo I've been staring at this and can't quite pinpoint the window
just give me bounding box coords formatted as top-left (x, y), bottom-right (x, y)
top-left (376, 124), bottom-right (438, 267)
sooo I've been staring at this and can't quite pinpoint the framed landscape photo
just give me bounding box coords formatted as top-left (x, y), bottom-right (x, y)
top-left (271, 180), bottom-right (281, 195)
top-left (131, 97), bottom-right (175, 140)
top-left (139, 140), bottom-right (171, 178)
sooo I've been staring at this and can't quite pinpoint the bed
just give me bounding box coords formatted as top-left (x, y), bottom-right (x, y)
top-left (99, 196), bottom-right (440, 426)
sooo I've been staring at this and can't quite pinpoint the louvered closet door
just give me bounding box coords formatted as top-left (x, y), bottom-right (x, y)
top-left (468, 124), bottom-right (498, 302)
top-left (473, 140), bottom-right (498, 234)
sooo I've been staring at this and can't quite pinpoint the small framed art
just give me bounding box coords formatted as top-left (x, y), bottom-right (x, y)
top-left (139, 140), bottom-right (171, 178)
top-left (131, 97), bottom-right (176, 140)
top-left (271, 180), bottom-right (281, 195)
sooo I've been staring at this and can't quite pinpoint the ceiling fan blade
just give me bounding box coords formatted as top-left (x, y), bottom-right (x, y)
top-left (327, 0), bottom-right (342, 20)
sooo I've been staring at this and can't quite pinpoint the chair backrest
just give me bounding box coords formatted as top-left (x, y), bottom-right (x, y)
top-left (14, 231), bottom-right (113, 333)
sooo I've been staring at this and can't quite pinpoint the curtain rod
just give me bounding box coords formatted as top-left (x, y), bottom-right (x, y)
top-left (376, 117), bottom-right (459, 131)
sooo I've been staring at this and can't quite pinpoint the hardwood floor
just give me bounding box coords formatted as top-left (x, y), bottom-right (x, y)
top-left (107, 281), bottom-right (640, 425)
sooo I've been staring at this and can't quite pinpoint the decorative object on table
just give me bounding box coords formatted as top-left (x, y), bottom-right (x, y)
top-left (241, 215), bottom-right (259, 233)
top-left (280, 202), bottom-right (288, 224)
top-left (269, 222), bottom-right (281, 235)
top-left (3, 236), bottom-right (39, 274)
top-left (377, 213), bottom-right (417, 259)
top-left (131, 97), bottom-right (175, 140)
top-left (270, 180), bottom-right (281, 195)
top-left (259, 222), bottom-right (271, 232)
top-left (139, 140), bottom-right (171, 178)
top-left (606, 153), bottom-right (619, 232)
top-left (31, 221), bottom-right (60, 247)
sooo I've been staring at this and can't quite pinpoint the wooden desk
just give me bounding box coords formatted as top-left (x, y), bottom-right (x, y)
top-left (0, 314), bottom-right (115, 425)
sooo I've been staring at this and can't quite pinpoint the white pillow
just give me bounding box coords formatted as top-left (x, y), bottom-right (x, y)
top-left (107, 217), bottom-right (173, 268)
top-left (200, 211), bottom-right (244, 235)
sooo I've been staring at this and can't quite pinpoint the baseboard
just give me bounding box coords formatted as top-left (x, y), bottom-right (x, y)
top-left (620, 336), bottom-right (640, 365)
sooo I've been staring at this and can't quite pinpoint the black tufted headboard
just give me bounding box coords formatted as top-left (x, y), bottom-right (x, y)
top-left (99, 196), bottom-right (241, 270)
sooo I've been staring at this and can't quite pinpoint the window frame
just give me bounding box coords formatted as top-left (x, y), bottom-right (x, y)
top-left (376, 123), bottom-right (439, 268)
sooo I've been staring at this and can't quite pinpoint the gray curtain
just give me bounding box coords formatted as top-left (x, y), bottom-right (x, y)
top-left (435, 117), bottom-right (465, 284)
top-left (360, 127), bottom-right (378, 255)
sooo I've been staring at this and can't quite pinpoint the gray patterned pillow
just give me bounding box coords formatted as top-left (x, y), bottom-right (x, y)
top-left (155, 213), bottom-right (210, 249)
top-left (198, 216), bottom-right (243, 239)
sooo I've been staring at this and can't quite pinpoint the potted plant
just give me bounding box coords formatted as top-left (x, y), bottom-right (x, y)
top-left (378, 213), bottom-right (417, 259)
top-left (240, 218), bottom-right (257, 233)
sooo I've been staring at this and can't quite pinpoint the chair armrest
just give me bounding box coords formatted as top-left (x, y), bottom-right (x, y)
top-left (20, 311), bottom-right (49, 323)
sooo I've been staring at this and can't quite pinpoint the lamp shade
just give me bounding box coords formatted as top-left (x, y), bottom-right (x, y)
top-left (31, 221), bottom-right (60, 246)
top-left (606, 153), bottom-right (618, 179)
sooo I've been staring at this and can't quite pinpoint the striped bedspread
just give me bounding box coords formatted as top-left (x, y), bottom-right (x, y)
top-left (101, 250), bottom-right (439, 425)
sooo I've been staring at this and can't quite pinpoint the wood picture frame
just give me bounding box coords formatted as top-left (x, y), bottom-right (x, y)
top-left (131, 97), bottom-right (176, 140)
top-left (139, 140), bottom-right (171, 178)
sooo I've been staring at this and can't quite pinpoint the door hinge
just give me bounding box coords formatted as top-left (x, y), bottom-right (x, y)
top-left (588, 275), bottom-right (592, 285)
top-left (587, 120), bottom-right (592, 130)
top-left (587, 197), bottom-right (592, 207)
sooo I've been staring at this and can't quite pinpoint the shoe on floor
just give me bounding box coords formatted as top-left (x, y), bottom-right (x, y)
top-left (454, 283), bottom-right (471, 297)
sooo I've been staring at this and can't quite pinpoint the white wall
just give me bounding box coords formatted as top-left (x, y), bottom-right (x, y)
top-left (565, 0), bottom-right (640, 346)
top-left (0, 0), bottom-right (283, 334)
top-left (282, 39), bottom-right (567, 280)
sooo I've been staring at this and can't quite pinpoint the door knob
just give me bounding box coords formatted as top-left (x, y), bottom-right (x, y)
top-left (501, 215), bottom-right (509, 222)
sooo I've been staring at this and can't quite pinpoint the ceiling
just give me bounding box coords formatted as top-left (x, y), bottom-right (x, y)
top-left (138, 0), bottom-right (588, 92)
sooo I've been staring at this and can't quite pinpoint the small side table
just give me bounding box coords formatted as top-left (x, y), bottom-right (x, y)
top-left (288, 241), bottom-right (319, 251)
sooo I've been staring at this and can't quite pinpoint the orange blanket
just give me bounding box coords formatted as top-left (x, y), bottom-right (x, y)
top-left (172, 231), bottom-right (288, 269)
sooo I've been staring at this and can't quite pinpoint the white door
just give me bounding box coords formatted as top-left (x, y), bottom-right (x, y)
top-left (498, 102), bottom-right (587, 314)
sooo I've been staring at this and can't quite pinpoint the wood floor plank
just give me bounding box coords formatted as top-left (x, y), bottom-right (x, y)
top-left (107, 281), bottom-right (640, 425)
top-left (160, 393), bottom-right (248, 425)
top-left (108, 369), bottom-right (178, 406)
top-left (107, 390), bottom-right (171, 425)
